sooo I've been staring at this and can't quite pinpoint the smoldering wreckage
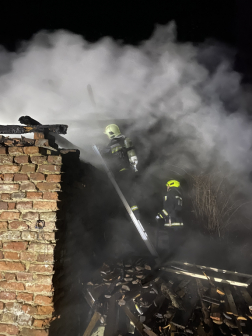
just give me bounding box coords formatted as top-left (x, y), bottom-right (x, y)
top-left (1, 117), bottom-right (252, 336)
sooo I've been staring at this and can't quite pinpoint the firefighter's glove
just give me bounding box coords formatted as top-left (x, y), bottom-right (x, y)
top-left (129, 156), bottom-right (138, 172)
top-left (156, 214), bottom-right (163, 223)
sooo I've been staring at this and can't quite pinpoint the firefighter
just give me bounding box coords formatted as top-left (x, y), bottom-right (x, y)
top-left (156, 180), bottom-right (183, 227)
top-left (102, 124), bottom-right (140, 218)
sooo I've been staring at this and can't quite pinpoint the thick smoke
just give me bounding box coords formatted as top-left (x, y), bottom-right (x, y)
top-left (0, 23), bottom-right (252, 194)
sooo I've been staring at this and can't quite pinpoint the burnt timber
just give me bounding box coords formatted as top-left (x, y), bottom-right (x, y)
top-left (84, 257), bottom-right (252, 336)
top-left (0, 124), bottom-right (68, 134)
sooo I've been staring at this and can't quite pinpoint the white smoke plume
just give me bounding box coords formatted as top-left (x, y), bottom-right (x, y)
top-left (0, 23), bottom-right (252, 193)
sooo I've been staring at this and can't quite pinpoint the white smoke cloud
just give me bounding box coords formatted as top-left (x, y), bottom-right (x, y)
top-left (0, 23), bottom-right (252, 190)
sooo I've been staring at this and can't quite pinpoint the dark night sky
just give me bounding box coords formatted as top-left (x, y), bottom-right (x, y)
top-left (1, 0), bottom-right (252, 79)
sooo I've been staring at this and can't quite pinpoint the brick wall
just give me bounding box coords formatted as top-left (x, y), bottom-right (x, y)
top-left (0, 141), bottom-right (62, 335)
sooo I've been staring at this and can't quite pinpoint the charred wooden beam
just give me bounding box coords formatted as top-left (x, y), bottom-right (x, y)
top-left (104, 295), bottom-right (119, 336)
top-left (162, 267), bottom-right (249, 287)
top-left (19, 116), bottom-right (41, 125)
top-left (120, 305), bottom-right (145, 336)
top-left (19, 115), bottom-right (80, 150)
top-left (196, 279), bottom-right (212, 328)
top-left (0, 124), bottom-right (68, 134)
top-left (170, 261), bottom-right (252, 280)
top-left (210, 288), bottom-right (222, 322)
top-left (171, 282), bottom-right (199, 330)
top-left (82, 311), bottom-right (101, 336)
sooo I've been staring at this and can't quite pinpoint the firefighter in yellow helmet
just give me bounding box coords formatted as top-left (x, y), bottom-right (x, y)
top-left (156, 180), bottom-right (183, 227)
top-left (103, 124), bottom-right (138, 172)
top-left (102, 124), bottom-right (140, 218)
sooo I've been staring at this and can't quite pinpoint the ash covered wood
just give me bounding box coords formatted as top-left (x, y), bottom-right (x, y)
top-left (84, 258), bottom-right (252, 336)
top-left (0, 124), bottom-right (68, 134)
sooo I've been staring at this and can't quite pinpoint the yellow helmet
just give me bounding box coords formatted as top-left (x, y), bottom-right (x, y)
top-left (166, 180), bottom-right (180, 188)
top-left (104, 124), bottom-right (121, 139)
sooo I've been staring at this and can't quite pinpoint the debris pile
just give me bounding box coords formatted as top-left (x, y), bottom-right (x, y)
top-left (84, 257), bottom-right (252, 336)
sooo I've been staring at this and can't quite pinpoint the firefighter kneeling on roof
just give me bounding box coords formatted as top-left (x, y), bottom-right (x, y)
top-left (156, 180), bottom-right (183, 227)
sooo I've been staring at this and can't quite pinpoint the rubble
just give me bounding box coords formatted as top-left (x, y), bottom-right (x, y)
top-left (83, 257), bottom-right (252, 336)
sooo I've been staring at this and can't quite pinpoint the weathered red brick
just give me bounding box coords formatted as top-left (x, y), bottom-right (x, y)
top-left (35, 137), bottom-right (49, 145)
top-left (23, 146), bottom-right (40, 155)
top-left (34, 295), bottom-right (52, 305)
top-left (1, 312), bottom-right (16, 323)
top-left (0, 165), bottom-right (20, 173)
top-left (8, 202), bottom-right (16, 210)
top-left (33, 201), bottom-right (57, 210)
top-left (36, 254), bottom-right (54, 263)
top-left (22, 304), bottom-right (37, 314)
top-left (0, 230), bottom-right (20, 240)
top-left (4, 252), bottom-right (20, 260)
top-left (33, 274), bottom-right (52, 284)
top-left (39, 213), bottom-right (56, 221)
top-left (30, 156), bottom-right (47, 165)
top-left (20, 252), bottom-right (37, 262)
top-left (26, 191), bottom-right (43, 199)
top-left (1, 193), bottom-right (10, 200)
top-left (0, 201), bottom-right (7, 210)
top-left (25, 283), bottom-right (52, 293)
top-left (8, 147), bottom-right (24, 155)
top-left (16, 201), bottom-right (33, 210)
top-left (37, 165), bottom-right (61, 174)
top-left (37, 305), bottom-right (54, 315)
top-left (4, 273), bottom-right (16, 281)
top-left (0, 155), bottom-right (13, 164)
top-left (0, 147), bottom-right (6, 154)
top-left (46, 174), bottom-right (61, 182)
top-left (47, 155), bottom-right (62, 165)
top-left (0, 261), bottom-right (25, 271)
top-left (0, 301), bottom-right (4, 309)
top-left (0, 183), bottom-right (19, 192)
top-left (20, 181), bottom-right (36, 191)
top-left (21, 231), bottom-right (37, 241)
top-left (0, 251), bottom-right (3, 259)
top-left (29, 221), bottom-right (55, 231)
top-left (43, 232), bottom-right (55, 241)
top-left (3, 241), bottom-right (28, 251)
top-left (8, 221), bottom-right (28, 230)
top-left (0, 280), bottom-right (25, 291)
top-left (30, 173), bottom-right (45, 181)
top-left (14, 173), bottom-right (29, 181)
top-left (0, 323), bottom-right (19, 335)
top-left (16, 272), bottom-right (33, 281)
top-left (3, 173), bottom-right (14, 181)
top-left (22, 212), bottom-right (39, 221)
top-left (0, 211), bottom-right (20, 220)
top-left (28, 264), bottom-right (54, 273)
top-left (4, 302), bottom-right (15, 309)
top-left (11, 192), bottom-right (25, 199)
top-left (0, 291), bottom-right (16, 300)
top-left (14, 155), bottom-right (29, 164)
top-left (17, 292), bottom-right (33, 302)
top-left (19, 328), bottom-right (48, 336)
top-left (21, 164), bottom-right (36, 173)
top-left (36, 182), bottom-right (60, 191)
top-left (27, 243), bottom-right (54, 254)
top-left (33, 319), bottom-right (50, 328)
top-left (43, 192), bottom-right (58, 200)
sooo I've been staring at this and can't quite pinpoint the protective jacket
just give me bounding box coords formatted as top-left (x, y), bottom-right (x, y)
top-left (157, 188), bottom-right (183, 227)
top-left (102, 135), bottom-right (138, 174)
top-left (102, 135), bottom-right (140, 218)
